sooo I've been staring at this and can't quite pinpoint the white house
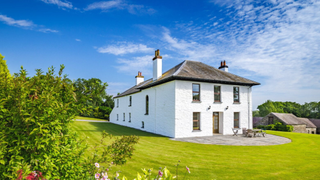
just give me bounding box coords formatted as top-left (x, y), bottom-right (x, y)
top-left (110, 50), bottom-right (260, 138)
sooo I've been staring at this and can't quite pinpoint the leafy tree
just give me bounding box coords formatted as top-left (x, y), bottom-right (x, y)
top-left (0, 53), bottom-right (11, 77)
top-left (0, 65), bottom-right (138, 179)
top-left (252, 110), bottom-right (260, 117)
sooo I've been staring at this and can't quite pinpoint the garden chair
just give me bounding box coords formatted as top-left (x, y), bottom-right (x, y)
top-left (242, 128), bottom-right (247, 137)
top-left (247, 129), bottom-right (254, 138)
top-left (261, 128), bottom-right (267, 137)
top-left (232, 128), bottom-right (239, 136)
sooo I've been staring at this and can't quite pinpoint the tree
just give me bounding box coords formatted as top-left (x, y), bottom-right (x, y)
top-left (0, 53), bottom-right (11, 77)
top-left (0, 65), bottom-right (138, 179)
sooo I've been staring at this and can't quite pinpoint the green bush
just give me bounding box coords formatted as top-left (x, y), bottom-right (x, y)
top-left (0, 66), bottom-right (138, 179)
top-left (267, 124), bottom-right (275, 130)
top-left (286, 125), bottom-right (293, 132)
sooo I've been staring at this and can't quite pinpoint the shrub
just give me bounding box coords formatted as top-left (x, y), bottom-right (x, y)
top-left (0, 66), bottom-right (139, 179)
top-left (286, 125), bottom-right (293, 132)
top-left (267, 124), bottom-right (275, 130)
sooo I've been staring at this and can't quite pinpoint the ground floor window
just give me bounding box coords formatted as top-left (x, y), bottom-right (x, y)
top-left (129, 113), bottom-right (131, 123)
top-left (193, 112), bottom-right (200, 130)
top-left (117, 114), bottom-right (118, 121)
top-left (234, 112), bottom-right (239, 128)
top-left (123, 113), bottom-right (125, 121)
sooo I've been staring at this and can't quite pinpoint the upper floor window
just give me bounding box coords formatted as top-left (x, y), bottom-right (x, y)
top-left (192, 84), bottom-right (200, 101)
top-left (234, 112), bottom-right (239, 128)
top-left (233, 87), bottom-right (240, 103)
top-left (214, 85), bottom-right (221, 102)
top-left (145, 95), bottom-right (149, 115)
top-left (193, 112), bottom-right (200, 130)
top-left (117, 99), bottom-right (119, 107)
top-left (129, 96), bottom-right (132, 107)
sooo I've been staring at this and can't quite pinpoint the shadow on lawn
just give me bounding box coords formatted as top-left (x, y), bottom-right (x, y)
top-left (79, 121), bottom-right (165, 137)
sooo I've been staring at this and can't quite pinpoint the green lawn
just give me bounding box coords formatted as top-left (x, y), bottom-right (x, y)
top-left (72, 121), bottom-right (320, 179)
top-left (75, 116), bottom-right (108, 121)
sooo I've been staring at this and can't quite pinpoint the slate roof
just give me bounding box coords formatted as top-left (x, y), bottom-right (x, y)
top-left (115, 60), bottom-right (260, 98)
top-left (271, 113), bottom-right (316, 128)
top-left (309, 119), bottom-right (320, 128)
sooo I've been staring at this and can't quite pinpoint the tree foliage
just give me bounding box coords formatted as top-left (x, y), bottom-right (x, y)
top-left (256, 100), bottom-right (320, 118)
top-left (0, 53), bottom-right (11, 78)
top-left (74, 78), bottom-right (114, 119)
top-left (0, 65), bottom-right (138, 179)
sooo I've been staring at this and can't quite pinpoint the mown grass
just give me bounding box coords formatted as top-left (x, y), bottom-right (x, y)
top-left (72, 121), bottom-right (320, 180)
top-left (75, 116), bottom-right (108, 121)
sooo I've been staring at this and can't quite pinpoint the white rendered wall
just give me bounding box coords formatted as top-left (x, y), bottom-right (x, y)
top-left (110, 81), bottom-right (176, 137)
top-left (174, 80), bottom-right (252, 138)
top-left (153, 58), bottom-right (162, 80)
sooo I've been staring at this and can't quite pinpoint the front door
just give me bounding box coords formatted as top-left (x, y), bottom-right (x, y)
top-left (213, 112), bottom-right (219, 133)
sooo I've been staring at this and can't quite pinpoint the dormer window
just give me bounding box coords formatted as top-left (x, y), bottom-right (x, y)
top-left (129, 96), bottom-right (132, 107)
top-left (192, 84), bottom-right (200, 101)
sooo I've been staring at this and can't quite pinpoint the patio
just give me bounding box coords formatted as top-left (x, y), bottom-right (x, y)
top-left (171, 134), bottom-right (291, 146)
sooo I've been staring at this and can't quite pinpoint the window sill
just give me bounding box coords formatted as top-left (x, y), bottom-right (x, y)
top-left (233, 102), bottom-right (241, 104)
top-left (192, 130), bottom-right (202, 132)
top-left (192, 101), bottom-right (202, 103)
top-left (128, 105), bottom-right (131, 107)
top-left (213, 101), bottom-right (223, 104)
top-left (144, 113), bottom-right (149, 115)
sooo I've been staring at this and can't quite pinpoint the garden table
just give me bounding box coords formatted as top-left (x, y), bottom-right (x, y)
top-left (252, 129), bottom-right (263, 137)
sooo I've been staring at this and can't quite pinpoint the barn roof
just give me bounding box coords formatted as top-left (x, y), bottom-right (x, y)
top-left (115, 60), bottom-right (260, 98)
top-left (270, 113), bottom-right (316, 128)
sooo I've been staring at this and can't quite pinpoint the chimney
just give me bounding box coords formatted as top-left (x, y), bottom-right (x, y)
top-left (218, 60), bottom-right (228, 72)
top-left (153, 49), bottom-right (162, 81)
top-left (135, 71), bottom-right (144, 85)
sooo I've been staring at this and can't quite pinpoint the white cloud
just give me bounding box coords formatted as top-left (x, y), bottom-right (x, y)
top-left (116, 55), bottom-right (154, 75)
top-left (97, 42), bottom-right (153, 55)
top-left (39, 28), bottom-right (59, 33)
top-left (41, 0), bottom-right (73, 9)
top-left (75, 39), bottom-right (81, 42)
top-left (84, 0), bottom-right (156, 14)
top-left (0, 15), bottom-right (34, 27)
top-left (0, 14), bottom-right (59, 33)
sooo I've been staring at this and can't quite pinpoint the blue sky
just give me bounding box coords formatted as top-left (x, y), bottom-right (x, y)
top-left (1, 0), bottom-right (320, 109)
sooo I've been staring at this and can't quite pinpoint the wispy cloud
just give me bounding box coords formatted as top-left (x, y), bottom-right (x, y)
top-left (116, 55), bottom-right (154, 75)
top-left (75, 39), bottom-right (81, 42)
top-left (41, 0), bottom-right (73, 9)
top-left (39, 28), bottom-right (59, 33)
top-left (0, 14), bottom-right (58, 33)
top-left (0, 15), bottom-right (34, 27)
top-left (158, 0), bottom-right (320, 108)
top-left (97, 42), bottom-right (153, 55)
top-left (84, 0), bottom-right (156, 14)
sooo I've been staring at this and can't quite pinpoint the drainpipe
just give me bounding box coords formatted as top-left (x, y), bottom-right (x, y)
top-left (248, 86), bottom-right (251, 129)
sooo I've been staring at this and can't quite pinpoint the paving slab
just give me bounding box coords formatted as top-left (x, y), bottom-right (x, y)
top-left (171, 134), bottom-right (291, 146)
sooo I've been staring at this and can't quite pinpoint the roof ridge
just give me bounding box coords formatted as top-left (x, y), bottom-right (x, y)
top-left (173, 60), bottom-right (187, 76)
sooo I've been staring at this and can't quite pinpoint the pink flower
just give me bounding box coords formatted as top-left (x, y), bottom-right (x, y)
top-left (95, 163), bottom-right (100, 168)
top-left (116, 172), bottom-right (119, 177)
top-left (95, 173), bottom-right (100, 179)
top-left (158, 170), bottom-right (163, 177)
top-left (102, 172), bottom-right (108, 179)
top-left (32, 171), bottom-right (37, 177)
top-left (106, 168), bottom-right (109, 171)
top-left (186, 166), bottom-right (190, 173)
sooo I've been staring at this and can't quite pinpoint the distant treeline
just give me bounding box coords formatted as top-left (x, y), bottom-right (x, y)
top-left (253, 100), bottom-right (320, 119)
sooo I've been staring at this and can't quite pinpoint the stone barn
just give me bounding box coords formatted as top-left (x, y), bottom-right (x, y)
top-left (257, 112), bottom-right (316, 134)
top-left (309, 119), bottom-right (320, 134)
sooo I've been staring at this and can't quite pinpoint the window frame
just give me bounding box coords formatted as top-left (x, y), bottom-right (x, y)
top-left (214, 85), bottom-right (221, 102)
top-left (234, 112), bottom-right (240, 128)
top-left (145, 95), bottom-right (149, 115)
top-left (268, 117), bottom-right (274, 124)
top-left (129, 113), bottom-right (131, 123)
top-left (192, 83), bottom-right (200, 102)
top-left (193, 112), bottom-right (200, 131)
top-left (117, 114), bottom-right (118, 121)
top-left (129, 96), bottom-right (132, 107)
top-left (233, 87), bottom-right (240, 103)
top-left (123, 113), bottom-right (125, 121)
top-left (117, 99), bottom-right (119, 107)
